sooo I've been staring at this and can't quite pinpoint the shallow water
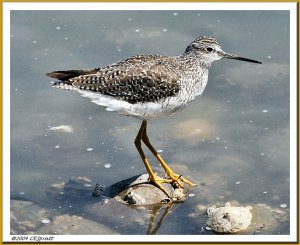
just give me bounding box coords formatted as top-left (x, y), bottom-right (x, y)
top-left (10, 9), bottom-right (291, 237)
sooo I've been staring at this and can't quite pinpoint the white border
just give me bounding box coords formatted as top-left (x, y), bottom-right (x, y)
top-left (1, 2), bottom-right (296, 10)
top-left (3, 2), bottom-right (298, 243)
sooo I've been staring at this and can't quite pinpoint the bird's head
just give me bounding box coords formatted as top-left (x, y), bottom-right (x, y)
top-left (185, 36), bottom-right (262, 65)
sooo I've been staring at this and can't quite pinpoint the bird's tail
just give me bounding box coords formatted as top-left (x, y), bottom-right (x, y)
top-left (47, 69), bottom-right (100, 90)
top-left (46, 69), bottom-right (99, 81)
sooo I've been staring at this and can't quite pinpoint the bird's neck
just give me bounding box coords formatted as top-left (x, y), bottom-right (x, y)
top-left (177, 52), bottom-right (211, 70)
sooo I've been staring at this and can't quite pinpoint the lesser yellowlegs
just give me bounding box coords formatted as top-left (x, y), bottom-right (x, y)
top-left (47, 36), bottom-right (261, 197)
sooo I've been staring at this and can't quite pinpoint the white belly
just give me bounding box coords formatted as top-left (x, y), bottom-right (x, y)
top-left (77, 89), bottom-right (190, 120)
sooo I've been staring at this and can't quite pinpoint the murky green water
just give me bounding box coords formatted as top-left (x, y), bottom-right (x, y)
top-left (10, 9), bottom-right (291, 237)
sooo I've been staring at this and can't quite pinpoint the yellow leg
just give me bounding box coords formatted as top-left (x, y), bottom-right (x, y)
top-left (134, 121), bottom-right (173, 197)
top-left (141, 121), bottom-right (197, 188)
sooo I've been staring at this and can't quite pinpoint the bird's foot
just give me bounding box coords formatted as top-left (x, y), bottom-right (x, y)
top-left (165, 171), bottom-right (198, 188)
top-left (148, 172), bottom-right (197, 199)
top-left (148, 173), bottom-right (175, 198)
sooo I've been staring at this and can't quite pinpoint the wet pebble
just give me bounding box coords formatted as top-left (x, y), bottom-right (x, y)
top-left (41, 219), bottom-right (50, 224)
top-left (49, 125), bottom-right (74, 133)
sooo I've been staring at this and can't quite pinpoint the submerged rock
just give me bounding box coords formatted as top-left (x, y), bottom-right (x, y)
top-left (11, 200), bottom-right (56, 235)
top-left (106, 174), bottom-right (187, 205)
top-left (11, 199), bottom-right (119, 235)
top-left (37, 214), bottom-right (119, 235)
top-left (206, 202), bottom-right (253, 233)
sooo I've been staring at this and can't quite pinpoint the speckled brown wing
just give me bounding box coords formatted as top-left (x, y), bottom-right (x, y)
top-left (69, 55), bottom-right (181, 104)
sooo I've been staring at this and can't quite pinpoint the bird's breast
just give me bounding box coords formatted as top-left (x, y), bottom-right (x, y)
top-left (178, 68), bottom-right (209, 102)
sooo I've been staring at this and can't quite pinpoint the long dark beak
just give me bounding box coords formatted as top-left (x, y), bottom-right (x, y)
top-left (220, 51), bottom-right (262, 64)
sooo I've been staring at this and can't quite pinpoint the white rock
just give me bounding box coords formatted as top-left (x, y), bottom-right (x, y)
top-left (49, 125), bottom-right (74, 133)
top-left (206, 202), bottom-right (252, 233)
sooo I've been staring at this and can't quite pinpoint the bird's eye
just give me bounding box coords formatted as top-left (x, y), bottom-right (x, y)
top-left (206, 47), bottom-right (214, 53)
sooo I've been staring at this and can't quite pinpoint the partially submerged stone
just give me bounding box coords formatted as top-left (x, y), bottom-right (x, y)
top-left (206, 202), bottom-right (253, 233)
top-left (93, 174), bottom-right (188, 205)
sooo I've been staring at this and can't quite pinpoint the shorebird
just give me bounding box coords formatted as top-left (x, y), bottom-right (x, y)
top-left (47, 36), bottom-right (261, 198)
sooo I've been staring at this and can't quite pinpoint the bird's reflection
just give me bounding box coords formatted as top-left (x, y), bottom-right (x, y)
top-left (146, 203), bottom-right (176, 235)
